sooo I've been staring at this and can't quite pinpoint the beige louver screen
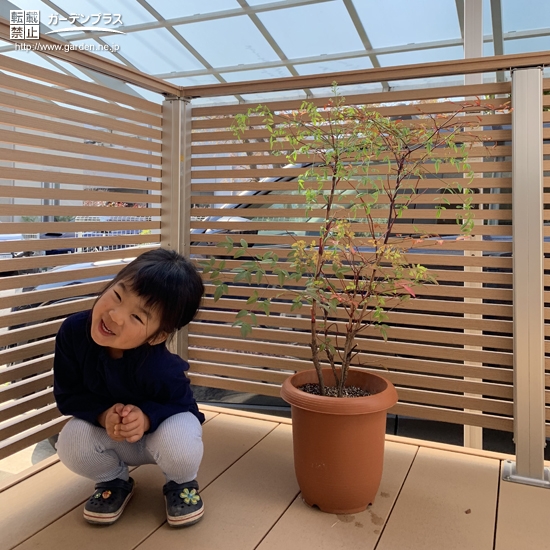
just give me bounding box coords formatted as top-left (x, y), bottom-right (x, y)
top-left (0, 53), bottom-right (162, 458)
top-left (188, 81), bottom-right (516, 433)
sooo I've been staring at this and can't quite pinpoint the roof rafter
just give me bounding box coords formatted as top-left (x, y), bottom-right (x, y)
top-left (490, 0), bottom-right (506, 82)
top-left (236, 0), bottom-right (314, 97)
top-left (341, 0), bottom-right (390, 91)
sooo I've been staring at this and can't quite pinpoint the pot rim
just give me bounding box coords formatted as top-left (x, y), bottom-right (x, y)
top-left (280, 368), bottom-right (398, 415)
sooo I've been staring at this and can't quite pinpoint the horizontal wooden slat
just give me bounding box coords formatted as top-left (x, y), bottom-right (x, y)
top-left (0, 110), bottom-right (162, 153)
top-left (0, 166), bottom-right (162, 191)
top-left (0, 234), bottom-right (158, 256)
top-left (0, 220), bottom-right (159, 238)
top-left (0, 403), bottom-right (59, 441)
top-left (0, 297), bottom-right (94, 330)
top-left (189, 372), bottom-right (281, 397)
top-left (0, 321), bottom-right (62, 349)
top-left (0, 416), bottom-right (69, 461)
top-left (0, 257), bottom-right (140, 293)
top-left (0, 357), bottom-right (53, 385)
top-left (193, 110), bottom-right (511, 132)
top-left (0, 389), bottom-right (56, 423)
top-left (189, 179), bottom-right (513, 194)
top-left (0, 72), bottom-right (161, 127)
top-left (3, 280), bottom-right (104, 310)
top-left (0, 148), bottom-right (160, 178)
top-left (0, 49), bottom-right (164, 113)
top-left (0, 205), bottom-right (159, 220)
top-left (0, 338), bottom-right (55, 366)
top-left (0, 184), bottom-right (159, 205)
top-left (0, 243), bottom-right (155, 275)
top-left (0, 129), bottom-right (161, 166)
top-left (191, 100), bottom-right (510, 130)
top-left (192, 133), bottom-right (513, 154)
top-left (392, 402), bottom-right (513, 432)
top-left (0, 90), bottom-right (161, 140)
top-left (0, 371), bottom-right (53, 404)
top-left (191, 161), bottom-right (513, 180)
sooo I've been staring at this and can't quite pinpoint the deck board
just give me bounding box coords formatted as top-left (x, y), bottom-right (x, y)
top-left (495, 462), bottom-right (550, 550)
top-left (4, 407), bottom-right (550, 550)
top-left (135, 424), bottom-right (298, 550)
top-left (11, 464), bottom-right (167, 550)
top-left (256, 440), bottom-right (417, 550)
top-left (376, 446), bottom-right (500, 550)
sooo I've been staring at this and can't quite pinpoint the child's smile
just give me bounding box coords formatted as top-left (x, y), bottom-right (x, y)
top-left (91, 281), bottom-right (165, 358)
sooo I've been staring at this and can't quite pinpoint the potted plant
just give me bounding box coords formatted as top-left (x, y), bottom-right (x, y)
top-left (201, 86), bottom-right (483, 513)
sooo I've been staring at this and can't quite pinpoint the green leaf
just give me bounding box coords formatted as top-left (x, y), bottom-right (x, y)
top-left (214, 284), bottom-right (227, 302)
top-left (258, 299), bottom-right (271, 316)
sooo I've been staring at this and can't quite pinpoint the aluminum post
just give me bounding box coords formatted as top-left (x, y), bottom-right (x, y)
top-left (161, 96), bottom-right (192, 360)
top-left (503, 67), bottom-right (550, 487)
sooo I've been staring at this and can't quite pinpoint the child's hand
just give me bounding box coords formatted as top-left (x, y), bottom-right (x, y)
top-left (116, 404), bottom-right (151, 443)
top-left (98, 404), bottom-right (126, 442)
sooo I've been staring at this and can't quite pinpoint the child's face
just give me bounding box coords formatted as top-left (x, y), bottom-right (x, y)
top-left (91, 280), bottom-right (166, 358)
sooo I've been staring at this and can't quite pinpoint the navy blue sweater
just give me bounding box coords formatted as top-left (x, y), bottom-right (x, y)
top-left (53, 310), bottom-right (204, 432)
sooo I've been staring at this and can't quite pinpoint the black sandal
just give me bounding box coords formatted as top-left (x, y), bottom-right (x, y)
top-left (83, 477), bottom-right (135, 525)
top-left (163, 480), bottom-right (204, 527)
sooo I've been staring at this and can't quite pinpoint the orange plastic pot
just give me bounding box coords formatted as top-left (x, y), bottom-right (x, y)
top-left (280, 368), bottom-right (398, 514)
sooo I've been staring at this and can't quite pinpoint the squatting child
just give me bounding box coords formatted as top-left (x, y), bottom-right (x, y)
top-left (53, 248), bottom-right (205, 527)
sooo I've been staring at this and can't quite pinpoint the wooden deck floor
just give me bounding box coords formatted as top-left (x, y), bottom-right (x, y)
top-left (2, 405), bottom-right (550, 550)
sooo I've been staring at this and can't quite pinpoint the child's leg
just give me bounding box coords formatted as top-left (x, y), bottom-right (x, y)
top-left (56, 417), bottom-right (154, 483)
top-left (144, 412), bottom-right (203, 484)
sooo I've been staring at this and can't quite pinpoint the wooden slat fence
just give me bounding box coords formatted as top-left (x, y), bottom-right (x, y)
top-left (187, 79), bottom-right (523, 434)
top-left (0, 53), bottom-right (163, 458)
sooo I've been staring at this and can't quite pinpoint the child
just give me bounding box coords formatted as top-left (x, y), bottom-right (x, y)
top-left (53, 248), bottom-right (205, 527)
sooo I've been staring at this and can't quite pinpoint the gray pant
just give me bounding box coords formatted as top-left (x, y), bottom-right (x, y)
top-left (56, 412), bottom-right (203, 485)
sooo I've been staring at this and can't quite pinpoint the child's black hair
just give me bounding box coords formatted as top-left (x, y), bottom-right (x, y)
top-left (99, 248), bottom-right (204, 340)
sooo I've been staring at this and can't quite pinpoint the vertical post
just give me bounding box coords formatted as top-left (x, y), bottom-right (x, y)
top-left (162, 96), bottom-right (192, 360)
top-left (463, 0), bottom-right (483, 449)
top-left (502, 67), bottom-right (549, 487)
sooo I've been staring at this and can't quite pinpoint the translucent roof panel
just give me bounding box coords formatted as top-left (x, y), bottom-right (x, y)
top-left (502, 0), bottom-right (550, 32)
top-left (355, 0), bottom-right (461, 49)
top-left (173, 15), bottom-right (281, 67)
top-left (47, 0), bottom-right (157, 26)
top-left (101, 28), bottom-right (207, 74)
top-left (2, 0), bottom-right (550, 102)
top-left (256, 2), bottom-right (365, 59)
top-left (152, 0), bottom-right (242, 19)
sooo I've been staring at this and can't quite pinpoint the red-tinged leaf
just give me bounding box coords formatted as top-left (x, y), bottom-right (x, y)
top-left (398, 282), bottom-right (416, 297)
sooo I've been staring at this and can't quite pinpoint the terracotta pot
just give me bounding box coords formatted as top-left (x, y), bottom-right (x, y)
top-left (280, 368), bottom-right (398, 514)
